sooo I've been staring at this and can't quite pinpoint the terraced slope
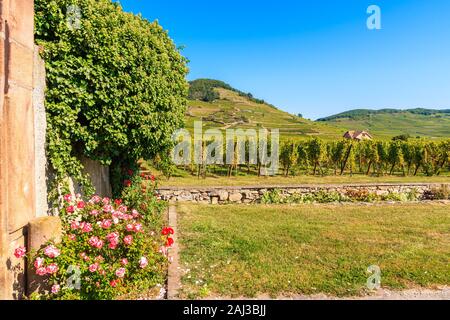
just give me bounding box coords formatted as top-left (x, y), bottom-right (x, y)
top-left (185, 88), bottom-right (341, 140)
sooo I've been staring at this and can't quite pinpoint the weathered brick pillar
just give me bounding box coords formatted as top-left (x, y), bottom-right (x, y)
top-left (0, 0), bottom-right (36, 299)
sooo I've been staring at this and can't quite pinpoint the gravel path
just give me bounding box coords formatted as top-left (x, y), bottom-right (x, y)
top-left (204, 287), bottom-right (450, 300)
top-left (282, 287), bottom-right (450, 300)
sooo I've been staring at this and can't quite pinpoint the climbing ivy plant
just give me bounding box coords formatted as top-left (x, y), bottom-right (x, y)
top-left (34, 0), bottom-right (189, 197)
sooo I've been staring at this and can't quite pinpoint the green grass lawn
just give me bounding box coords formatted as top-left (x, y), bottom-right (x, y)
top-left (177, 203), bottom-right (450, 298)
top-left (160, 173), bottom-right (450, 188)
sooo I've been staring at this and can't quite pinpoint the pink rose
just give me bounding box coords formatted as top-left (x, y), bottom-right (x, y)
top-left (51, 284), bottom-right (60, 294)
top-left (108, 242), bottom-right (117, 250)
top-left (131, 209), bottom-right (140, 218)
top-left (36, 267), bottom-right (47, 276)
top-left (103, 204), bottom-right (113, 213)
top-left (121, 258), bottom-right (128, 266)
top-left (139, 256), bottom-right (148, 269)
top-left (90, 209), bottom-right (99, 216)
top-left (70, 221), bottom-right (80, 230)
top-left (89, 263), bottom-right (99, 273)
top-left (106, 232), bottom-right (119, 249)
top-left (34, 257), bottom-right (44, 269)
top-left (100, 219), bottom-right (112, 229)
top-left (95, 240), bottom-right (104, 249)
top-left (123, 235), bottom-right (133, 246)
top-left (66, 206), bottom-right (75, 214)
top-left (44, 245), bottom-right (60, 258)
top-left (14, 246), bottom-right (26, 259)
top-left (63, 194), bottom-right (72, 202)
top-left (88, 236), bottom-right (100, 247)
top-left (118, 205), bottom-right (128, 213)
top-left (82, 223), bottom-right (93, 233)
top-left (102, 197), bottom-right (110, 205)
top-left (134, 223), bottom-right (143, 232)
top-left (46, 263), bottom-right (59, 275)
top-left (106, 232), bottom-right (119, 242)
top-left (126, 224), bottom-right (134, 232)
top-left (115, 267), bottom-right (126, 278)
top-left (90, 195), bottom-right (101, 204)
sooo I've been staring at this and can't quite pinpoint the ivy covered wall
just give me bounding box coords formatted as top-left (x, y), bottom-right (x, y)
top-left (34, 0), bottom-right (189, 198)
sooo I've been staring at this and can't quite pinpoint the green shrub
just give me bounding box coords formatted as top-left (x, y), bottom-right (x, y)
top-left (381, 192), bottom-right (408, 202)
top-left (261, 188), bottom-right (431, 204)
top-left (261, 189), bottom-right (284, 204)
top-left (35, 0), bottom-right (189, 196)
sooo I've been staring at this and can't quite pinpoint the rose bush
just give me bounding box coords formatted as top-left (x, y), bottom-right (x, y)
top-left (18, 176), bottom-right (173, 300)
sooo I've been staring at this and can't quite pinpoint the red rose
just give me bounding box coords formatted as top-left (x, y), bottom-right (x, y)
top-left (166, 237), bottom-right (174, 247)
top-left (77, 201), bottom-right (85, 209)
top-left (66, 206), bottom-right (75, 213)
top-left (110, 279), bottom-right (120, 288)
top-left (123, 180), bottom-right (132, 187)
top-left (127, 169), bottom-right (133, 176)
top-left (162, 227), bottom-right (169, 235)
top-left (114, 199), bottom-right (122, 206)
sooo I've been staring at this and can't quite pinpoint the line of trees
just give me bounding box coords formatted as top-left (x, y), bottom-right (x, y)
top-left (174, 138), bottom-right (450, 178)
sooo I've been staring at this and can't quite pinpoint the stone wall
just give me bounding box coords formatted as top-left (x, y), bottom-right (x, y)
top-left (34, 45), bottom-right (48, 217)
top-left (158, 183), bottom-right (450, 204)
top-left (0, 0), bottom-right (37, 299)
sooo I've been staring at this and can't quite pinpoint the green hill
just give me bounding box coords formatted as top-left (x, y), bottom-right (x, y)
top-left (185, 80), bottom-right (450, 140)
top-left (317, 108), bottom-right (450, 139)
top-left (186, 80), bottom-right (341, 140)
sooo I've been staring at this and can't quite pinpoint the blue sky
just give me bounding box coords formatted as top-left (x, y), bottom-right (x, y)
top-left (118, 0), bottom-right (450, 119)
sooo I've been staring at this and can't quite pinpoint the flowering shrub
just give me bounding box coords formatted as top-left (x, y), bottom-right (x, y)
top-left (261, 189), bottom-right (421, 204)
top-left (17, 177), bottom-right (173, 300)
top-left (120, 173), bottom-right (165, 227)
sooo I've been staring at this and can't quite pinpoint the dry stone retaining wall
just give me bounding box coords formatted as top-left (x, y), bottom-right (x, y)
top-left (158, 183), bottom-right (450, 204)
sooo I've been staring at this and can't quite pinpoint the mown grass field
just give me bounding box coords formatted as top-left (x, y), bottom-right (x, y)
top-left (158, 172), bottom-right (450, 188)
top-left (177, 203), bottom-right (450, 298)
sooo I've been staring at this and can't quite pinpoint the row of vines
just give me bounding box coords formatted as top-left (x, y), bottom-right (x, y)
top-left (178, 138), bottom-right (450, 177)
top-left (280, 139), bottom-right (450, 177)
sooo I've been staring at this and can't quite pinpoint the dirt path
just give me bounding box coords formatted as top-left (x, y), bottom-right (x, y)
top-left (167, 206), bottom-right (182, 299)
